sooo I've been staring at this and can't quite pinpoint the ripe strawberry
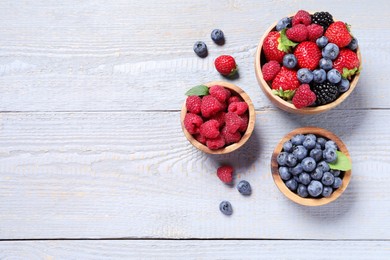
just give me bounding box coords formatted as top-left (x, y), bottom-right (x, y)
top-left (217, 165), bottom-right (234, 184)
top-left (214, 55), bottom-right (237, 77)
top-left (262, 60), bottom-right (281, 81)
top-left (286, 24), bottom-right (308, 42)
top-left (263, 31), bottom-right (286, 63)
top-left (199, 119), bottom-right (220, 139)
top-left (186, 95), bottom-right (202, 114)
top-left (333, 49), bottom-right (360, 78)
top-left (201, 95), bottom-right (224, 118)
top-left (292, 84), bottom-right (316, 108)
top-left (209, 85), bottom-right (231, 103)
top-left (292, 10), bottom-right (311, 26)
top-left (306, 24), bottom-right (324, 42)
top-left (294, 41), bottom-right (322, 70)
top-left (324, 21), bottom-right (352, 48)
top-left (271, 67), bottom-right (300, 91)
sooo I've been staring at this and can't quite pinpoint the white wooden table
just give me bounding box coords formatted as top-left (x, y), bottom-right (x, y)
top-left (1, 0), bottom-right (389, 258)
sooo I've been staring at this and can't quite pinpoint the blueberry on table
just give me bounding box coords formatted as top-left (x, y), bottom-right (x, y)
top-left (219, 201), bottom-right (233, 215)
top-left (308, 180), bottom-right (323, 197)
top-left (279, 166), bottom-right (292, 180)
top-left (301, 157), bottom-right (317, 172)
top-left (286, 153), bottom-right (298, 167)
top-left (211, 29), bottom-right (225, 45)
top-left (323, 147), bottom-right (337, 163)
top-left (277, 152), bottom-right (289, 166)
top-left (237, 180), bottom-right (252, 195)
top-left (285, 179), bottom-right (298, 191)
top-left (333, 177), bottom-right (342, 189)
top-left (322, 171), bottom-right (335, 186)
top-left (193, 41), bottom-right (208, 58)
top-left (292, 145), bottom-right (308, 160)
top-left (322, 186), bottom-right (333, 197)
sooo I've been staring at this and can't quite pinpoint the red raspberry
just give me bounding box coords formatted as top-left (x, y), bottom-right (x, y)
top-left (292, 84), bottom-right (317, 108)
top-left (228, 102), bottom-right (248, 115)
top-left (292, 10), bottom-right (311, 26)
top-left (286, 24), bottom-right (308, 42)
top-left (225, 112), bottom-right (244, 134)
top-left (210, 111), bottom-right (226, 127)
top-left (217, 165), bottom-right (234, 184)
top-left (307, 24), bottom-right (324, 42)
top-left (185, 96), bottom-right (201, 114)
top-left (201, 95), bottom-right (224, 118)
top-left (183, 113), bottom-right (203, 134)
top-left (206, 135), bottom-right (225, 150)
top-left (227, 95), bottom-right (243, 104)
top-left (262, 60), bottom-right (281, 81)
top-left (199, 119), bottom-right (220, 139)
top-left (239, 113), bottom-right (249, 132)
top-left (221, 125), bottom-right (241, 144)
top-left (194, 133), bottom-right (206, 144)
top-left (209, 85), bottom-right (230, 103)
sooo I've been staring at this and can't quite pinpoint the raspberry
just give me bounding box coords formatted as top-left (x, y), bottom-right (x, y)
top-left (185, 96), bottom-right (201, 114)
top-left (183, 113), bottom-right (203, 134)
top-left (262, 60), bottom-right (281, 81)
top-left (292, 84), bottom-right (317, 108)
top-left (228, 102), bottom-right (248, 115)
top-left (194, 133), bottom-right (206, 144)
top-left (201, 95), bottom-right (224, 118)
top-left (286, 24), bottom-right (308, 42)
top-left (221, 125), bottom-right (241, 144)
top-left (306, 24), bottom-right (324, 42)
top-left (292, 10), bottom-right (311, 26)
top-left (206, 135), bottom-right (225, 150)
top-left (217, 165), bottom-right (234, 184)
top-left (227, 95), bottom-right (242, 104)
top-left (239, 113), bottom-right (249, 132)
top-left (210, 111), bottom-right (226, 127)
top-left (209, 85), bottom-right (231, 103)
top-left (225, 112), bottom-right (244, 134)
top-left (199, 119), bottom-right (220, 139)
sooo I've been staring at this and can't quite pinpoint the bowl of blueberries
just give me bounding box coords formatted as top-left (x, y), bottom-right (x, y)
top-left (271, 127), bottom-right (352, 206)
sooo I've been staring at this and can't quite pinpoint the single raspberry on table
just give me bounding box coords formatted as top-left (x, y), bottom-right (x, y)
top-left (206, 135), bottom-right (226, 150)
top-left (221, 125), bottom-right (241, 144)
top-left (262, 60), bottom-right (281, 81)
top-left (228, 102), bottom-right (248, 115)
top-left (186, 95), bottom-right (202, 114)
top-left (209, 85), bottom-right (231, 103)
top-left (225, 112), bottom-right (244, 134)
top-left (227, 95), bottom-right (242, 104)
top-left (183, 113), bottom-right (203, 134)
top-left (201, 95), bottom-right (224, 118)
top-left (286, 24), bottom-right (308, 42)
top-left (199, 119), bottom-right (220, 139)
top-left (217, 165), bottom-right (234, 184)
top-left (292, 10), bottom-right (311, 26)
top-left (306, 24), bottom-right (324, 42)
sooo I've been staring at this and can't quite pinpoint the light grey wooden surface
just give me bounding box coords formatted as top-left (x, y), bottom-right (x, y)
top-left (0, 0), bottom-right (389, 258)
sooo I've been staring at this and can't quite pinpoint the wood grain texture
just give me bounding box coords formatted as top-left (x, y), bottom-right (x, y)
top-left (0, 240), bottom-right (389, 259)
top-left (0, 110), bottom-right (389, 239)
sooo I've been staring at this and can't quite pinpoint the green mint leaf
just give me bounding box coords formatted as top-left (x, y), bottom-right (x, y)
top-left (185, 85), bottom-right (209, 96)
top-left (272, 87), bottom-right (295, 100)
top-left (342, 67), bottom-right (358, 79)
top-left (328, 151), bottom-right (352, 171)
top-left (277, 29), bottom-right (298, 53)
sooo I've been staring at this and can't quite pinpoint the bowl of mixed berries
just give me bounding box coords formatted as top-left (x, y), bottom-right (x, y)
top-left (271, 127), bottom-right (352, 206)
top-left (181, 82), bottom-right (255, 154)
top-left (255, 10), bottom-right (361, 114)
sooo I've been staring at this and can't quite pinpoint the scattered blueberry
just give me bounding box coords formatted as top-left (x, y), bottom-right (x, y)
top-left (317, 161), bottom-right (330, 172)
top-left (308, 180), bottom-right (323, 197)
top-left (286, 153), bottom-right (298, 167)
top-left (322, 186), bottom-right (333, 197)
top-left (283, 54), bottom-right (297, 69)
top-left (325, 140), bottom-right (338, 150)
top-left (311, 167), bottom-right (324, 180)
top-left (313, 69), bottom-right (327, 83)
top-left (333, 177), bottom-right (342, 189)
top-left (303, 134), bottom-right (317, 150)
top-left (316, 36), bottom-right (328, 48)
top-left (331, 170), bottom-right (341, 177)
top-left (211, 29), bottom-right (225, 45)
top-left (301, 157), bottom-right (317, 172)
top-left (299, 172), bottom-right (311, 185)
top-left (277, 152), bottom-right (288, 166)
top-left (310, 148), bottom-right (323, 162)
top-left (293, 145), bottom-right (308, 161)
top-left (323, 148), bottom-right (338, 163)
top-left (283, 140), bottom-right (293, 153)
top-left (276, 17), bottom-right (292, 31)
top-left (193, 41), bottom-right (208, 58)
top-left (291, 134), bottom-right (305, 145)
top-left (285, 179), bottom-right (298, 191)
top-left (279, 166), bottom-right (291, 180)
top-left (338, 78), bottom-right (350, 93)
top-left (322, 171), bottom-right (335, 186)
top-left (347, 37), bottom-right (358, 51)
top-left (327, 69), bottom-right (342, 84)
top-left (297, 184), bottom-right (309, 198)
top-left (289, 163), bottom-right (303, 176)
top-left (319, 58), bottom-right (333, 71)
top-left (237, 180), bottom-right (252, 195)
top-left (297, 68), bottom-right (314, 83)
top-left (322, 43), bottom-right (339, 60)
top-left (219, 201), bottom-right (233, 215)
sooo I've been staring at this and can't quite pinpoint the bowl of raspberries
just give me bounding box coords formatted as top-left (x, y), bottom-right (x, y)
top-left (255, 10), bottom-right (361, 114)
top-left (271, 127), bottom-right (352, 206)
top-left (181, 81), bottom-right (255, 154)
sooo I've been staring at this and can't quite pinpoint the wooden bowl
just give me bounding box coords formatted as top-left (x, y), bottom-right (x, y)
top-left (255, 16), bottom-right (362, 114)
top-left (180, 81), bottom-right (255, 154)
top-left (271, 127), bottom-right (352, 206)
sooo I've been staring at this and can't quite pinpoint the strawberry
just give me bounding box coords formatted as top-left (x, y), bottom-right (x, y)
top-left (324, 21), bottom-right (352, 48)
top-left (262, 60), bottom-right (281, 81)
top-left (217, 165), bottom-right (234, 184)
top-left (306, 24), bottom-right (324, 42)
top-left (292, 10), bottom-right (311, 26)
top-left (263, 31), bottom-right (286, 63)
top-left (294, 41), bottom-right (322, 70)
top-left (286, 24), bottom-right (308, 42)
top-left (292, 84), bottom-right (316, 108)
top-left (214, 55), bottom-right (237, 77)
top-left (333, 48), bottom-right (360, 78)
top-left (271, 67), bottom-right (300, 91)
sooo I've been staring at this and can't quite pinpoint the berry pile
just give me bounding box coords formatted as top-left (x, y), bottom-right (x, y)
top-left (276, 133), bottom-right (347, 198)
top-left (183, 85), bottom-right (249, 150)
top-left (261, 10), bottom-right (360, 108)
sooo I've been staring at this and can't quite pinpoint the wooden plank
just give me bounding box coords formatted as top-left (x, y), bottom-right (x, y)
top-left (0, 110), bottom-right (389, 239)
top-left (0, 240), bottom-right (389, 259)
top-left (0, 0), bottom-right (388, 111)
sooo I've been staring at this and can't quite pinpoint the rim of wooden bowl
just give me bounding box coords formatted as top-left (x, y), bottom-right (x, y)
top-left (271, 127), bottom-right (352, 206)
top-left (255, 17), bottom-right (362, 114)
top-left (180, 81), bottom-right (256, 154)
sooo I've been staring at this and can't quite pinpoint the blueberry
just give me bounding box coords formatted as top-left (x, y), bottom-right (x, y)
top-left (317, 161), bottom-right (330, 172)
top-left (279, 167), bottom-right (291, 180)
top-left (310, 148), bottom-right (323, 162)
top-left (286, 153), bottom-right (298, 167)
top-left (219, 201), bottom-right (233, 215)
top-left (285, 179), bottom-right (298, 191)
top-left (322, 171), bottom-right (335, 186)
top-left (277, 152), bottom-right (288, 166)
top-left (347, 37), bottom-right (358, 51)
top-left (293, 145), bottom-right (308, 161)
top-left (301, 157), bottom-right (317, 172)
top-left (325, 140), bottom-right (338, 150)
top-left (299, 172), bottom-right (311, 185)
top-left (323, 147), bottom-right (337, 163)
top-left (291, 134), bottom-right (305, 145)
top-left (311, 167), bottom-right (324, 180)
top-left (211, 29), bottom-right (225, 45)
top-left (316, 36), bottom-right (328, 48)
top-left (237, 180), bottom-right (252, 195)
top-left (330, 169), bottom-right (341, 177)
top-left (338, 78), bottom-right (350, 93)
top-left (283, 140), bottom-right (293, 153)
top-left (315, 143), bottom-right (322, 149)
top-left (293, 176), bottom-right (300, 183)
top-left (289, 163), bottom-right (303, 176)
top-left (322, 43), bottom-right (340, 60)
top-left (297, 68), bottom-right (314, 83)
top-left (319, 58), bottom-right (333, 71)
top-left (297, 184), bottom-right (309, 198)
top-left (312, 69), bottom-right (327, 83)
top-left (327, 69), bottom-right (342, 84)
top-left (303, 135), bottom-right (316, 150)
top-left (333, 177), bottom-right (342, 189)
top-left (317, 137), bottom-right (327, 149)
top-left (193, 41), bottom-right (208, 58)
top-left (276, 17), bottom-right (292, 31)
top-left (283, 54), bottom-right (297, 69)
top-left (322, 186), bottom-right (333, 197)
top-left (308, 180), bottom-right (323, 197)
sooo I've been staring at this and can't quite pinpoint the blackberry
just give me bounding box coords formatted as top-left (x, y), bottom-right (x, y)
top-left (311, 81), bottom-right (339, 105)
top-left (312, 12), bottom-right (334, 30)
